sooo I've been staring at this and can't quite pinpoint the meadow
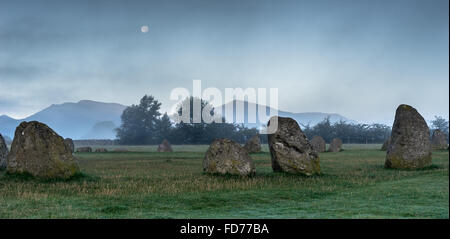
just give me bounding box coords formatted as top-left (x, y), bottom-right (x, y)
top-left (0, 144), bottom-right (448, 219)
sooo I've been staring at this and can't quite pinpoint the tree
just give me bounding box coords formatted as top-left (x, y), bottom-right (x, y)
top-left (155, 113), bottom-right (173, 143)
top-left (169, 97), bottom-right (260, 144)
top-left (302, 117), bottom-right (392, 144)
top-left (431, 116), bottom-right (449, 133)
top-left (430, 116), bottom-right (449, 142)
top-left (172, 97), bottom-right (214, 144)
top-left (116, 95), bottom-right (162, 145)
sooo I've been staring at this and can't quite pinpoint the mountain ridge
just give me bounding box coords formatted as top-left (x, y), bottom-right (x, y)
top-left (1, 99), bottom-right (358, 139)
top-left (0, 100), bottom-right (127, 139)
top-left (218, 100), bottom-right (356, 128)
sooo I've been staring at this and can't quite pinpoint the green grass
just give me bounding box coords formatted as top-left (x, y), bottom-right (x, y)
top-left (0, 145), bottom-right (448, 218)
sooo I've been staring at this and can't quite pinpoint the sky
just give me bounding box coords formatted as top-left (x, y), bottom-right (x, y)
top-left (0, 0), bottom-right (448, 125)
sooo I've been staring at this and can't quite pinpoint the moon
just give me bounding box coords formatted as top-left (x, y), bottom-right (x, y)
top-left (140, 25), bottom-right (149, 33)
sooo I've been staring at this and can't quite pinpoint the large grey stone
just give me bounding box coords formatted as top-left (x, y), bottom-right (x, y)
top-left (6, 121), bottom-right (80, 179)
top-left (385, 104), bottom-right (432, 169)
top-left (267, 116), bottom-right (320, 175)
top-left (0, 134), bottom-right (8, 170)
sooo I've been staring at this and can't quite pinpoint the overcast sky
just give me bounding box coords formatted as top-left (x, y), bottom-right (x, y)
top-left (0, 0), bottom-right (448, 124)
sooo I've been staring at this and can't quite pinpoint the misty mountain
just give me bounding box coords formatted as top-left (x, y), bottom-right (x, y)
top-left (0, 133), bottom-right (12, 144)
top-left (218, 100), bottom-right (357, 129)
top-left (0, 100), bottom-right (126, 139)
top-left (0, 115), bottom-right (18, 138)
top-left (1, 99), bottom-right (357, 140)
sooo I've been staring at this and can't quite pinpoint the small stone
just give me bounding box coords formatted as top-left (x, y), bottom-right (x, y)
top-left (243, 135), bottom-right (262, 153)
top-left (157, 139), bottom-right (173, 152)
top-left (114, 148), bottom-right (129, 152)
top-left (203, 138), bottom-right (255, 176)
top-left (310, 136), bottom-right (326, 153)
top-left (431, 130), bottom-right (448, 150)
top-left (381, 139), bottom-right (391, 151)
top-left (64, 138), bottom-right (75, 153)
top-left (328, 138), bottom-right (343, 152)
top-left (76, 147), bottom-right (92, 153)
top-left (95, 148), bottom-right (108, 153)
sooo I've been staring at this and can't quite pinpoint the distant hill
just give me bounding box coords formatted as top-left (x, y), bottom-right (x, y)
top-left (0, 100), bottom-right (126, 139)
top-left (0, 133), bottom-right (12, 145)
top-left (219, 100), bottom-right (357, 129)
top-left (0, 115), bottom-right (18, 138)
top-left (1, 99), bottom-right (357, 140)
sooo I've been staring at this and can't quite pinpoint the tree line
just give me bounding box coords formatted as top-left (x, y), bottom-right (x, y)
top-left (116, 95), bottom-right (260, 145)
top-left (116, 94), bottom-right (448, 145)
top-left (301, 118), bottom-right (391, 144)
top-left (430, 116), bottom-right (449, 142)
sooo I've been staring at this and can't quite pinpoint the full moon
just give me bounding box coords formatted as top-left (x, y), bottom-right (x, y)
top-left (140, 25), bottom-right (149, 33)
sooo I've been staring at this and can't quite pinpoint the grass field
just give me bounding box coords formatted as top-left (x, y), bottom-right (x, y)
top-left (0, 145), bottom-right (448, 218)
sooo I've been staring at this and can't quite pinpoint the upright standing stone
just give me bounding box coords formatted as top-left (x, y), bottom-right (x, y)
top-left (310, 136), bottom-right (326, 153)
top-left (95, 148), bottom-right (108, 153)
top-left (431, 130), bottom-right (448, 150)
top-left (328, 138), bottom-right (343, 152)
top-left (0, 134), bottom-right (8, 170)
top-left (65, 138), bottom-right (75, 153)
top-left (243, 135), bottom-right (262, 153)
top-left (113, 148), bottom-right (129, 152)
top-left (76, 147), bottom-right (92, 153)
top-left (267, 116), bottom-right (320, 175)
top-left (385, 104), bottom-right (432, 169)
top-left (6, 121), bottom-right (80, 179)
top-left (157, 139), bottom-right (173, 152)
top-left (381, 139), bottom-right (391, 151)
top-left (203, 138), bottom-right (255, 176)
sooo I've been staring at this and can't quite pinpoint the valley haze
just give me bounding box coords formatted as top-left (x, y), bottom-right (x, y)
top-left (0, 99), bottom-right (357, 140)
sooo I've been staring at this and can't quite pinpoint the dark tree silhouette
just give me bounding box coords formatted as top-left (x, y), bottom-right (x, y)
top-left (116, 95), bottom-right (162, 145)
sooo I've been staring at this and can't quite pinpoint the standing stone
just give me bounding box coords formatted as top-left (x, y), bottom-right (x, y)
top-left (431, 130), bottom-right (448, 150)
top-left (157, 139), bottom-right (173, 152)
top-left (65, 138), bottom-right (75, 153)
top-left (267, 116), bottom-right (320, 175)
top-left (385, 104), bottom-right (432, 169)
top-left (310, 136), bottom-right (326, 153)
top-left (328, 138), bottom-right (343, 152)
top-left (113, 148), bottom-right (129, 152)
top-left (203, 138), bottom-right (255, 176)
top-left (381, 139), bottom-right (391, 151)
top-left (95, 148), bottom-right (108, 153)
top-left (76, 147), bottom-right (92, 153)
top-left (0, 134), bottom-right (8, 170)
top-left (243, 135), bottom-right (262, 153)
top-left (6, 121), bottom-right (80, 179)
